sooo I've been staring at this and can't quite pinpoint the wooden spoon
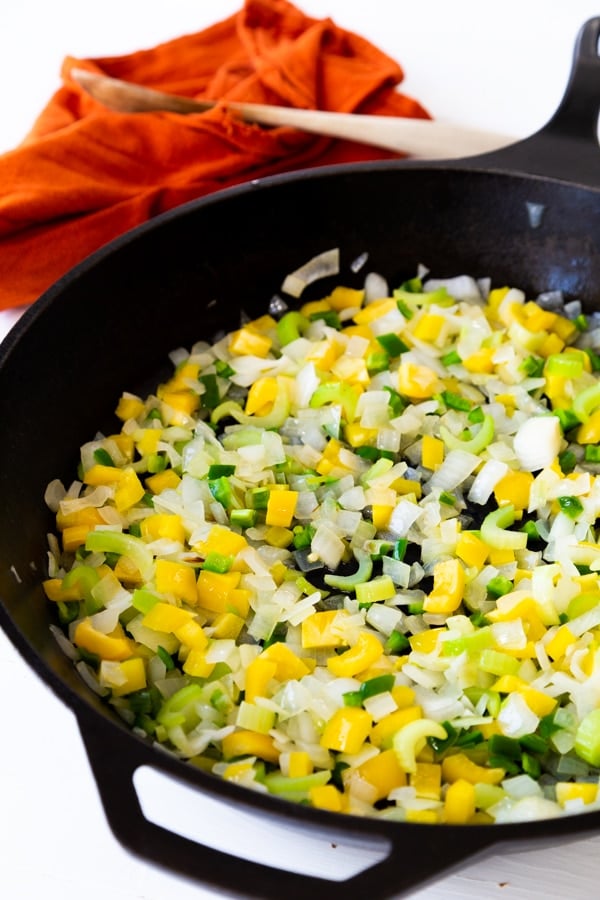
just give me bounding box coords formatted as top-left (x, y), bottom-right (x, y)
top-left (70, 68), bottom-right (514, 160)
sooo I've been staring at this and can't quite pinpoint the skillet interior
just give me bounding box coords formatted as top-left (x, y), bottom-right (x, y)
top-left (3, 161), bottom-right (600, 894)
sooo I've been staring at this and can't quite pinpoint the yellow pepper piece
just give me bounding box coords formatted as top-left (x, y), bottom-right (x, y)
top-left (412, 313), bottom-right (445, 342)
top-left (145, 468), bottom-right (181, 494)
top-left (442, 752), bottom-right (505, 785)
top-left (109, 433), bottom-right (135, 461)
top-left (245, 657), bottom-right (277, 703)
top-left (462, 348), bottom-right (495, 374)
top-left (227, 588), bottom-right (251, 618)
top-left (327, 631), bottom-right (383, 678)
top-left (114, 468), bottom-right (145, 512)
top-left (519, 686), bottom-right (557, 717)
top-left (353, 297), bottom-right (396, 324)
top-left (182, 648), bottom-right (215, 678)
top-left (410, 762), bottom-right (442, 800)
top-left (545, 624), bottom-right (577, 661)
top-left (493, 470), bottom-right (534, 511)
top-left (140, 513), bottom-right (186, 544)
top-left (229, 327), bottom-right (272, 358)
top-left (538, 332), bottom-right (565, 358)
top-left (196, 569), bottom-right (242, 613)
top-left (555, 782), bottom-right (599, 807)
top-left (409, 629), bottom-right (443, 654)
top-left (174, 619), bottom-right (208, 650)
top-left (56, 506), bottom-right (104, 531)
top-left (405, 809), bottom-right (440, 825)
top-left (393, 478), bottom-right (423, 500)
top-left (370, 706), bottom-right (423, 749)
top-left (371, 504), bottom-right (393, 530)
top-left (114, 555), bottom-right (144, 586)
top-left (160, 389), bottom-right (199, 419)
top-left (391, 685), bottom-right (416, 708)
top-left (309, 784), bottom-right (344, 812)
top-left (306, 338), bottom-right (344, 371)
top-left (356, 749), bottom-right (407, 801)
top-left (444, 778), bottom-right (476, 824)
top-left (135, 428), bottom-right (161, 457)
top-left (577, 409), bottom-right (600, 444)
top-left (327, 285), bottom-right (365, 311)
top-left (83, 464), bottom-right (123, 486)
top-left (210, 611), bottom-right (245, 639)
top-left (155, 559), bottom-right (198, 606)
top-left (423, 558), bottom-right (465, 614)
top-left (245, 376), bottom-right (279, 415)
top-left (421, 434), bottom-right (444, 470)
top-left (344, 423), bottom-right (378, 447)
top-left (288, 751), bottom-right (313, 778)
top-left (73, 618), bottom-right (134, 661)
top-left (194, 524), bottom-right (247, 559)
top-left (455, 532), bottom-right (488, 568)
top-left (301, 609), bottom-right (349, 649)
top-left (115, 393), bottom-right (144, 421)
top-left (552, 315), bottom-right (578, 343)
top-left (222, 730), bottom-right (280, 764)
top-left (142, 601), bottom-right (194, 633)
top-left (62, 524), bottom-right (94, 552)
top-left (397, 360), bottom-right (441, 399)
top-left (320, 707), bottom-right (372, 754)
top-left (43, 578), bottom-right (82, 603)
top-left (102, 657), bottom-right (147, 697)
top-left (523, 303), bottom-right (557, 332)
top-left (260, 642), bottom-right (310, 681)
top-left (265, 489), bottom-right (298, 528)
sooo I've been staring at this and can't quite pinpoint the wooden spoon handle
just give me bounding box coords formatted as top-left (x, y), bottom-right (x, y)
top-left (70, 68), bottom-right (514, 159)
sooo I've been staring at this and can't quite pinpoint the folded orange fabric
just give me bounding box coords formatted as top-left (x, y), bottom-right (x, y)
top-left (0, 0), bottom-right (429, 310)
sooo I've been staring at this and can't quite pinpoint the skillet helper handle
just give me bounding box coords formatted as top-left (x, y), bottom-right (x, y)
top-left (471, 17), bottom-right (600, 187)
top-left (78, 713), bottom-right (492, 899)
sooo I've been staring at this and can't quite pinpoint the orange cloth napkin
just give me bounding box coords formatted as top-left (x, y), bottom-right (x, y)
top-left (0, 0), bottom-right (429, 310)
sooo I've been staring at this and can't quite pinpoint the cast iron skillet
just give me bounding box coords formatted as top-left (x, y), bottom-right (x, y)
top-left (2, 17), bottom-right (600, 900)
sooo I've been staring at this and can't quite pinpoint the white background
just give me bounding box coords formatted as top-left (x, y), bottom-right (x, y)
top-left (3, 2), bottom-right (600, 898)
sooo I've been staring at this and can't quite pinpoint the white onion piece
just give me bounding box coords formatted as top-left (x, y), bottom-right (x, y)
top-left (513, 416), bottom-right (562, 471)
top-left (281, 248), bottom-right (339, 298)
top-left (363, 271), bottom-right (389, 303)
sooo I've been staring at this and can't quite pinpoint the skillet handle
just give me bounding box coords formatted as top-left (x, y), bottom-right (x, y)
top-left (77, 712), bottom-right (493, 900)
top-left (469, 17), bottom-right (600, 187)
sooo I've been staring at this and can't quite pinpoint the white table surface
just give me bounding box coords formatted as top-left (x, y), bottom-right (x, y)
top-left (3, 2), bottom-right (600, 897)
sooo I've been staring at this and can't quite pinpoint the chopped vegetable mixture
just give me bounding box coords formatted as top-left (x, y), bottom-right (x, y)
top-left (44, 258), bottom-right (600, 824)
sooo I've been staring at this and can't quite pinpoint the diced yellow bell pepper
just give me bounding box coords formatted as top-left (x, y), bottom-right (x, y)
top-left (115, 394), bottom-right (145, 421)
top-left (327, 285), bottom-right (365, 311)
top-left (444, 778), bottom-right (476, 824)
top-left (523, 303), bottom-right (558, 332)
top-left (56, 506), bottom-right (104, 531)
top-left (62, 524), bottom-right (94, 552)
top-left (43, 578), bottom-right (82, 603)
top-left (245, 376), bottom-right (279, 415)
top-left (174, 618), bottom-right (208, 650)
top-left (114, 468), bottom-right (145, 512)
top-left (421, 434), bottom-right (444, 470)
top-left (155, 559), bottom-right (198, 606)
top-left (392, 685), bottom-right (416, 708)
top-left (353, 298), bottom-right (396, 324)
top-left (102, 657), bottom-right (147, 696)
top-left (210, 611), bottom-right (245, 639)
top-left (222, 730), bottom-right (280, 764)
top-left (113, 555), bottom-right (143, 585)
top-left (393, 478), bottom-right (423, 500)
top-left (142, 601), bottom-right (194, 633)
top-left (410, 762), bottom-right (442, 800)
top-left (194, 524), bottom-right (247, 559)
top-left (309, 784), bottom-right (345, 812)
top-left (552, 315), bottom-right (578, 343)
top-left (538, 332), bottom-right (565, 358)
top-left (493, 470), bottom-right (534, 511)
top-left (423, 558), bottom-right (465, 614)
top-left (409, 629), bottom-right (442, 654)
top-left (455, 532), bottom-right (488, 569)
top-left (487, 547), bottom-right (516, 567)
top-left (288, 751), bottom-right (313, 778)
top-left (140, 514), bottom-right (186, 544)
top-left (442, 752), bottom-right (505, 785)
top-left (356, 748), bottom-right (407, 801)
top-left (462, 348), bottom-right (495, 374)
top-left (486, 286), bottom-right (511, 317)
top-left (145, 469), bottom-right (181, 494)
top-left (519, 685), bottom-right (557, 717)
top-left (260, 642), bottom-right (311, 681)
top-left (73, 618), bottom-right (134, 661)
top-left (412, 313), bottom-right (445, 342)
top-left (555, 782), bottom-right (599, 807)
top-left (226, 588), bottom-right (251, 618)
top-left (344, 423), bottom-right (378, 447)
top-left (196, 569), bottom-right (242, 613)
top-left (159, 389), bottom-right (199, 418)
top-left (371, 504), bottom-right (393, 530)
top-left (578, 409), bottom-right (600, 444)
top-left (370, 706), bottom-right (423, 749)
top-left (229, 327), bottom-right (272, 358)
top-left (320, 706), bottom-right (372, 754)
top-left (182, 648), bottom-right (215, 678)
top-left (306, 338), bottom-right (343, 371)
top-left (135, 428), bottom-right (162, 457)
top-left (301, 609), bottom-right (349, 649)
top-left (109, 433), bottom-right (135, 461)
top-left (398, 360), bottom-right (440, 399)
top-left (405, 809), bottom-right (440, 824)
top-left (245, 657), bottom-right (277, 703)
top-left (265, 489), bottom-right (298, 528)
top-left (83, 464), bottom-right (123, 486)
top-left (327, 631), bottom-right (383, 678)
top-left (545, 624), bottom-right (577, 661)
